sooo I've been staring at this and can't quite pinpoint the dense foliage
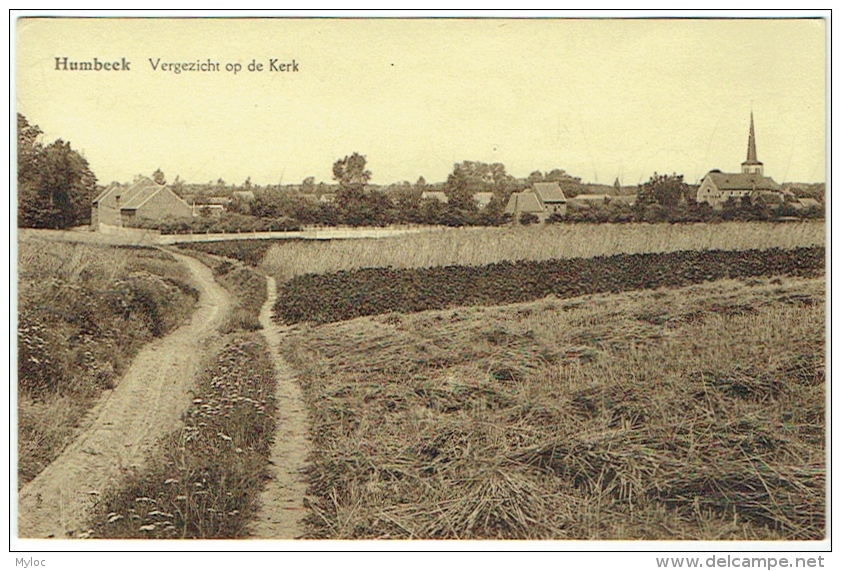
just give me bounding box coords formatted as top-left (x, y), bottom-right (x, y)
top-left (18, 114), bottom-right (97, 229)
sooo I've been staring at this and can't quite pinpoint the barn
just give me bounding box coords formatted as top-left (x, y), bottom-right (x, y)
top-left (91, 176), bottom-right (192, 229)
top-left (504, 182), bottom-right (568, 219)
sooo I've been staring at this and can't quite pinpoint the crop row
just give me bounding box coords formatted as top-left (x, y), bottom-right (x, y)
top-left (274, 247), bottom-right (825, 325)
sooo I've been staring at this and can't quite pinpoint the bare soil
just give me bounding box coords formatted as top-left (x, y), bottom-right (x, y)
top-left (249, 275), bottom-right (310, 539)
top-left (17, 252), bottom-right (231, 538)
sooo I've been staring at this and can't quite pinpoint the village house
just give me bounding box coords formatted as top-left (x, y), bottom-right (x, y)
top-left (421, 190), bottom-right (449, 203)
top-left (91, 176), bottom-right (192, 229)
top-left (697, 113), bottom-right (784, 208)
top-left (473, 192), bottom-right (495, 209)
top-left (504, 181), bottom-right (568, 219)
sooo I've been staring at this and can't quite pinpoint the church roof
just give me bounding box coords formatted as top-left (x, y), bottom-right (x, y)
top-left (705, 171), bottom-right (781, 192)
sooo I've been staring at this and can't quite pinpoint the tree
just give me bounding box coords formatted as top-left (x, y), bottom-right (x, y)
top-left (637, 173), bottom-right (689, 212)
top-left (301, 176), bottom-right (316, 194)
top-left (444, 161), bottom-right (509, 211)
top-left (152, 168), bottom-right (166, 185)
top-left (332, 152), bottom-right (371, 187)
top-left (527, 170), bottom-right (545, 185)
top-left (19, 138), bottom-right (97, 228)
top-left (171, 175), bottom-right (185, 195)
top-left (17, 115), bottom-right (97, 229)
top-left (243, 176), bottom-right (252, 190)
top-left (17, 113), bottom-right (42, 189)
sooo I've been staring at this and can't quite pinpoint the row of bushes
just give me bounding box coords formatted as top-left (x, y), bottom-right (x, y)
top-left (274, 247), bottom-right (825, 325)
top-left (130, 213), bottom-right (301, 235)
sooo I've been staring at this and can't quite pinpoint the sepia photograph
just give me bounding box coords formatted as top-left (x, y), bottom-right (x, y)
top-left (12, 13), bottom-right (828, 553)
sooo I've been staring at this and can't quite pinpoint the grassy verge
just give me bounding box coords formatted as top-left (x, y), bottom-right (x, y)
top-left (178, 239), bottom-right (283, 267)
top-left (283, 276), bottom-right (825, 539)
top-left (89, 333), bottom-right (276, 538)
top-left (89, 247), bottom-right (278, 538)
top-left (261, 221), bottom-right (825, 282)
top-left (172, 246), bottom-right (268, 333)
top-left (274, 247), bottom-right (824, 325)
top-left (18, 239), bottom-right (198, 487)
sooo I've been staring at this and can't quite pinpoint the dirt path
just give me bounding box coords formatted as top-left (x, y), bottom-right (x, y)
top-left (249, 276), bottom-right (310, 539)
top-left (17, 252), bottom-right (231, 539)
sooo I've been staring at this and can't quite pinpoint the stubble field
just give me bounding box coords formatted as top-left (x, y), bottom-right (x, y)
top-left (282, 276), bottom-right (825, 539)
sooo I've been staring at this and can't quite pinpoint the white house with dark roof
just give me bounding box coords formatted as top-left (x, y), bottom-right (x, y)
top-left (697, 113), bottom-right (783, 207)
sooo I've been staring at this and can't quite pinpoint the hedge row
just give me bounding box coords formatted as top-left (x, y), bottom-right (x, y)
top-left (274, 247), bottom-right (825, 325)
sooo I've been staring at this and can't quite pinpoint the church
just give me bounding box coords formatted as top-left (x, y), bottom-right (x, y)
top-left (696, 113), bottom-right (783, 207)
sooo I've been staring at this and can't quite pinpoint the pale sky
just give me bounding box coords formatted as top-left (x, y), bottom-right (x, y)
top-left (16, 17), bottom-right (826, 186)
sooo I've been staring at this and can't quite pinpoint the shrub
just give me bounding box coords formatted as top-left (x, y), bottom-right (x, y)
top-left (519, 212), bottom-right (540, 225)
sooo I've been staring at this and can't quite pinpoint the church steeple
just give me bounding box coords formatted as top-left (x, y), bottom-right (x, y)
top-left (741, 111), bottom-right (763, 175)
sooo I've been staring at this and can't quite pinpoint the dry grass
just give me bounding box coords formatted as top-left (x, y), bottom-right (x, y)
top-left (261, 221), bottom-right (825, 281)
top-left (17, 238), bottom-right (198, 487)
top-left (89, 333), bottom-right (277, 539)
top-left (282, 276), bottom-right (825, 539)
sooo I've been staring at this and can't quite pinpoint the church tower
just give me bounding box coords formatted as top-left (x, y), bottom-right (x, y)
top-left (741, 111), bottom-right (764, 175)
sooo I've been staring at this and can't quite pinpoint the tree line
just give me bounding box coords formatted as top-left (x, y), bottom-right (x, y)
top-left (18, 114), bottom-right (97, 229)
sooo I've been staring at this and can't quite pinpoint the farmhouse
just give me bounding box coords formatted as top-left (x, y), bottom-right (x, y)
top-left (91, 176), bottom-right (192, 229)
top-left (697, 113), bottom-right (783, 208)
top-left (504, 182), bottom-right (568, 219)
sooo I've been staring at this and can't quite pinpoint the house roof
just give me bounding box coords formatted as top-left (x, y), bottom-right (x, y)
top-left (750, 190), bottom-right (784, 205)
top-left (474, 192), bottom-right (494, 208)
top-left (93, 176), bottom-right (158, 205)
top-left (421, 191), bottom-right (449, 203)
top-left (120, 184), bottom-right (165, 210)
top-left (92, 182), bottom-right (123, 204)
top-left (704, 172), bottom-right (781, 192)
top-left (532, 182), bottom-right (567, 203)
top-left (572, 194), bottom-right (610, 201)
top-left (504, 191), bottom-right (544, 214)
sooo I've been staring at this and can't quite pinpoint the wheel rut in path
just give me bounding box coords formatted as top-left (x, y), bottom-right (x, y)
top-left (250, 275), bottom-right (310, 540)
top-left (17, 251), bottom-right (231, 539)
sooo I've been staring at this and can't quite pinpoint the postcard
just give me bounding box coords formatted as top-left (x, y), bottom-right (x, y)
top-left (14, 14), bottom-right (827, 555)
